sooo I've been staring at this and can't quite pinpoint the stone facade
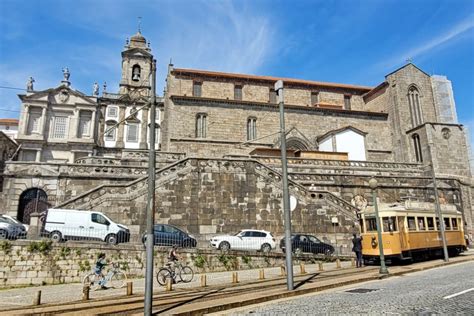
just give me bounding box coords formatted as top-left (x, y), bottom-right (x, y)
top-left (1, 30), bottom-right (472, 245)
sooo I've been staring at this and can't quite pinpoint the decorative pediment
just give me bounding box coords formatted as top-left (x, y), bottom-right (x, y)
top-left (20, 86), bottom-right (96, 106)
top-left (8, 163), bottom-right (60, 177)
top-left (122, 47), bottom-right (152, 58)
top-left (273, 126), bottom-right (312, 149)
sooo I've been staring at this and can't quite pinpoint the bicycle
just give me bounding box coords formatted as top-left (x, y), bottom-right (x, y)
top-left (156, 261), bottom-right (194, 286)
top-left (83, 262), bottom-right (128, 290)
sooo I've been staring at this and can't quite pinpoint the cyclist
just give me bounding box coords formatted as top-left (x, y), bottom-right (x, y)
top-left (95, 253), bottom-right (108, 289)
top-left (168, 245), bottom-right (181, 281)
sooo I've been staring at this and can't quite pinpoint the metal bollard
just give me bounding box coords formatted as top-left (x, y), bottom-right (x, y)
top-left (201, 274), bottom-right (207, 287)
top-left (166, 278), bottom-right (173, 291)
top-left (300, 263), bottom-right (306, 275)
top-left (232, 272), bottom-right (239, 283)
top-left (336, 258), bottom-right (341, 268)
top-left (351, 258), bottom-right (356, 267)
top-left (33, 290), bottom-right (41, 306)
top-left (126, 282), bottom-right (133, 296)
top-left (82, 286), bottom-right (89, 301)
top-left (318, 262), bottom-right (324, 271)
top-left (259, 269), bottom-right (265, 280)
top-left (280, 265), bottom-right (286, 276)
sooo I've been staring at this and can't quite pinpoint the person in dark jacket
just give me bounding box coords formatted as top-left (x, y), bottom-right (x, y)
top-left (352, 233), bottom-right (363, 268)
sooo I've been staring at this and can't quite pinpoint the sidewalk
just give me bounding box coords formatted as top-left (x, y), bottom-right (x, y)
top-left (0, 259), bottom-right (353, 310)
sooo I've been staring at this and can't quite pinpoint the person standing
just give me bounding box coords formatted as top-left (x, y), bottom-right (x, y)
top-left (352, 233), bottom-right (363, 268)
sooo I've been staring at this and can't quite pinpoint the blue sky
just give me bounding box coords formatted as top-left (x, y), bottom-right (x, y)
top-left (0, 0), bottom-right (473, 153)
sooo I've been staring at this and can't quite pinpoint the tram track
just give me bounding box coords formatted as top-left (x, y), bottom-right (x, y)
top-left (1, 267), bottom-right (376, 315)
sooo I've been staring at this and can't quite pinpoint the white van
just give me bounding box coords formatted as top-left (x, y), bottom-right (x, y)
top-left (44, 209), bottom-right (130, 244)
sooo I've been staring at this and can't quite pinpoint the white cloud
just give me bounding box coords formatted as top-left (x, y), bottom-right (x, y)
top-left (376, 14), bottom-right (474, 70)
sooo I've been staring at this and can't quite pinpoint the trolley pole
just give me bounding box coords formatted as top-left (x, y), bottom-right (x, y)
top-left (368, 178), bottom-right (389, 275)
top-left (430, 161), bottom-right (449, 262)
top-left (275, 80), bottom-right (294, 291)
top-left (144, 59), bottom-right (157, 315)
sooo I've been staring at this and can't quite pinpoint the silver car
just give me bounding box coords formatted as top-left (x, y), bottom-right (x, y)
top-left (0, 216), bottom-right (27, 240)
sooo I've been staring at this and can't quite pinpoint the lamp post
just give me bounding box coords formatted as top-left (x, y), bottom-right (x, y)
top-left (275, 80), bottom-right (294, 291)
top-left (144, 59), bottom-right (157, 316)
top-left (368, 178), bottom-right (389, 275)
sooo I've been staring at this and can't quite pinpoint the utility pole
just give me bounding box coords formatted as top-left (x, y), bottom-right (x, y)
top-left (430, 160), bottom-right (449, 262)
top-left (275, 80), bottom-right (294, 291)
top-left (144, 59), bottom-right (157, 315)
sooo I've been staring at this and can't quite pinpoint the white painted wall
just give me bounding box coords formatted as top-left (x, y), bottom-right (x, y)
top-left (319, 138), bottom-right (333, 152)
top-left (335, 130), bottom-right (366, 161)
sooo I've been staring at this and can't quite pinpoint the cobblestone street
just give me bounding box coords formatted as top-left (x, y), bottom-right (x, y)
top-left (229, 261), bottom-right (474, 315)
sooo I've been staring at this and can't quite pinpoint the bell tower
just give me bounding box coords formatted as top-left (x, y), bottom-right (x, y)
top-left (119, 28), bottom-right (153, 97)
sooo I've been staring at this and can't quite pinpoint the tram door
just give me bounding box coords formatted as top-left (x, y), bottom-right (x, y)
top-left (398, 216), bottom-right (408, 251)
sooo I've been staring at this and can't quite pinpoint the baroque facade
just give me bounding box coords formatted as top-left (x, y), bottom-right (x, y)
top-left (1, 30), bottom-right (472, 246)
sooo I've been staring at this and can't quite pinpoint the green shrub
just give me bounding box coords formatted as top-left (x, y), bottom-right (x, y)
top-left (59, 247), bottom-right (71, 259)
top-left (192, 253), bottom-right (206, 269)
top-left (27, 240), bottom-right (53, 255)
top-left (0, 241), bottom-right (12, 254)
top-left (241, 255), bottom-right (252, 268)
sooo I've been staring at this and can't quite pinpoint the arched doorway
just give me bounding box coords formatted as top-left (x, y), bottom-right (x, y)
top-left (17, 188), bottom-right (49, 225)
top-left (286, 137), bottom-right (309, 151)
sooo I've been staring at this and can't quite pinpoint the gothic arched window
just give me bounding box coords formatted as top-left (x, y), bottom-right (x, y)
top-left (196, 113), bottom-right (207, 138)
top-left (408, 86), bottom-right (423, 127)
top-left (247, 117), bottom-right (257, 141)
top-left (132, 64), bottom-right (141, 82)
top-left (412, 133), bottom-right (423, 162)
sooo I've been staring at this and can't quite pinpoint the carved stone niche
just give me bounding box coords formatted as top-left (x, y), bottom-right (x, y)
top-left (351, 194), bottom-right (367, 213)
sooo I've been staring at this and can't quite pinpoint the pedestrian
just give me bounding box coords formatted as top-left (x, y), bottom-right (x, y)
top-left (95, 253), bottom-right (108, 289)
top-left (352, 233), bottom-right (363, 268)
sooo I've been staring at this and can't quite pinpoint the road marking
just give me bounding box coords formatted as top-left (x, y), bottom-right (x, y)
top-left (443, 288), bottom-right (474, 299)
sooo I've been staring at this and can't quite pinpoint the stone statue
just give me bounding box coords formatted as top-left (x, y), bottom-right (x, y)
top-left (93, 82), bottom-right (99, 96)
top-left (351, 195), bottom-right (368, 212)
top-left (103, 81), bottom-right (107, 93)
top-left (62, 67), bottom-right (70, 81)
top-left (26, 77), bottom-right (35, 92)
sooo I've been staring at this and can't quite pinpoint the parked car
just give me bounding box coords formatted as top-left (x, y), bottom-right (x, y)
top-left (141, 224), bottom-right (197, 248)
top-left (44, 209), bottom-right (130, 244)
top-left (280, 234), bottom-right (334, 255)
top-left (1, 215), bottom-right (29, 232)
top-left (210, 229), bottom-right (276, 252)
top-left (0, 216), bottom-right (27, 240)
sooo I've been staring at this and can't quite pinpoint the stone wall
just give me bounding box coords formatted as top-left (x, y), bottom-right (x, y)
top-left (165, 96), bottom-right (391, 158)
top-left (0, 240), bottom-right (348, 288)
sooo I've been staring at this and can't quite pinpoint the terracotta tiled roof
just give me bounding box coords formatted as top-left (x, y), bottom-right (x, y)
top-left (172, 68), bottom-right (373, 92)
top-left (0, 118), bottom-right (19, 125)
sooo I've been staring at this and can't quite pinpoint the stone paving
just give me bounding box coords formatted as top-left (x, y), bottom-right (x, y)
top-left (0, 259), bottom-right (353, 310)
top-left (227, 260), bottom-right (474, 315)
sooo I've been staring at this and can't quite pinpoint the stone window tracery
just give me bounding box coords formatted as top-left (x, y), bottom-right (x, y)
top-left (412, 133), bottom-right (423, 162)
top-left (196, 113), bottom-right (207, 138)
top-left (50, 115), bottom-right (69, 139)
top-left (408, 86), bottom-right (423, 127)
top-left (247, 117), bottom-right (257, 141)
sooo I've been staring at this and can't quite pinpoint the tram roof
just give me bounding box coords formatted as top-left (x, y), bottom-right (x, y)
top-left (363, 202), bottom-right (461, 216)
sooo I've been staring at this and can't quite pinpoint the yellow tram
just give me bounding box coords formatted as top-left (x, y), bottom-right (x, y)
top-left (359, 202), bottom-right (466, 262)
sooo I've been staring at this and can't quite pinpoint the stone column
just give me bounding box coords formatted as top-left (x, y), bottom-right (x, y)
top-left (22, 104), bottom-right (30, 135)
top-left (91, 109), bottom-right (96, 140)
top-left (139, 106), bottom-right (149, 149)
top-left (40, 107), bottom-right (48, 137)
top-left (27, 212), bottom-right (41, 240)
top-left (71, 109), bottom-right (80, 139)
top-left (35, 149), bottom-right (41, 162)
top-left (116, 106), bottom-right (126, 147)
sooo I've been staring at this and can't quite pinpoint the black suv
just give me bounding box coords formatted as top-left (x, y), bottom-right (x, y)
top-left (280, 234), bottom-right (334, 255)
top-left (142, 224), bottom-right (197, 248)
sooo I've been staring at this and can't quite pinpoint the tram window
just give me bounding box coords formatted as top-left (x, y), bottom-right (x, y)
top-left (444, 218), bottom-right (451, 230)
top-left (382, 217), bottom-right (397, 232)
top-left (407, 217), bottom-right (417, 231)
top-left (366, 218), bottom-right (377, 232)
top-left (427, 217), bottom-right (435, 230)
top-left (417, 217), bottom-right (426, 231)
top-left (435, 217), bottom-right (440, 230)
top-left (359, 218), bottom-right (364, 233)
top-left (451, 218), bottom-right (458, 230)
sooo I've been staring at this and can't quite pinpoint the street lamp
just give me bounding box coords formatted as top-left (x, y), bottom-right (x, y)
top-left (368, 178), bottom-right (389, 275)
top-left (275, 80), bottom-right (294, 291)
